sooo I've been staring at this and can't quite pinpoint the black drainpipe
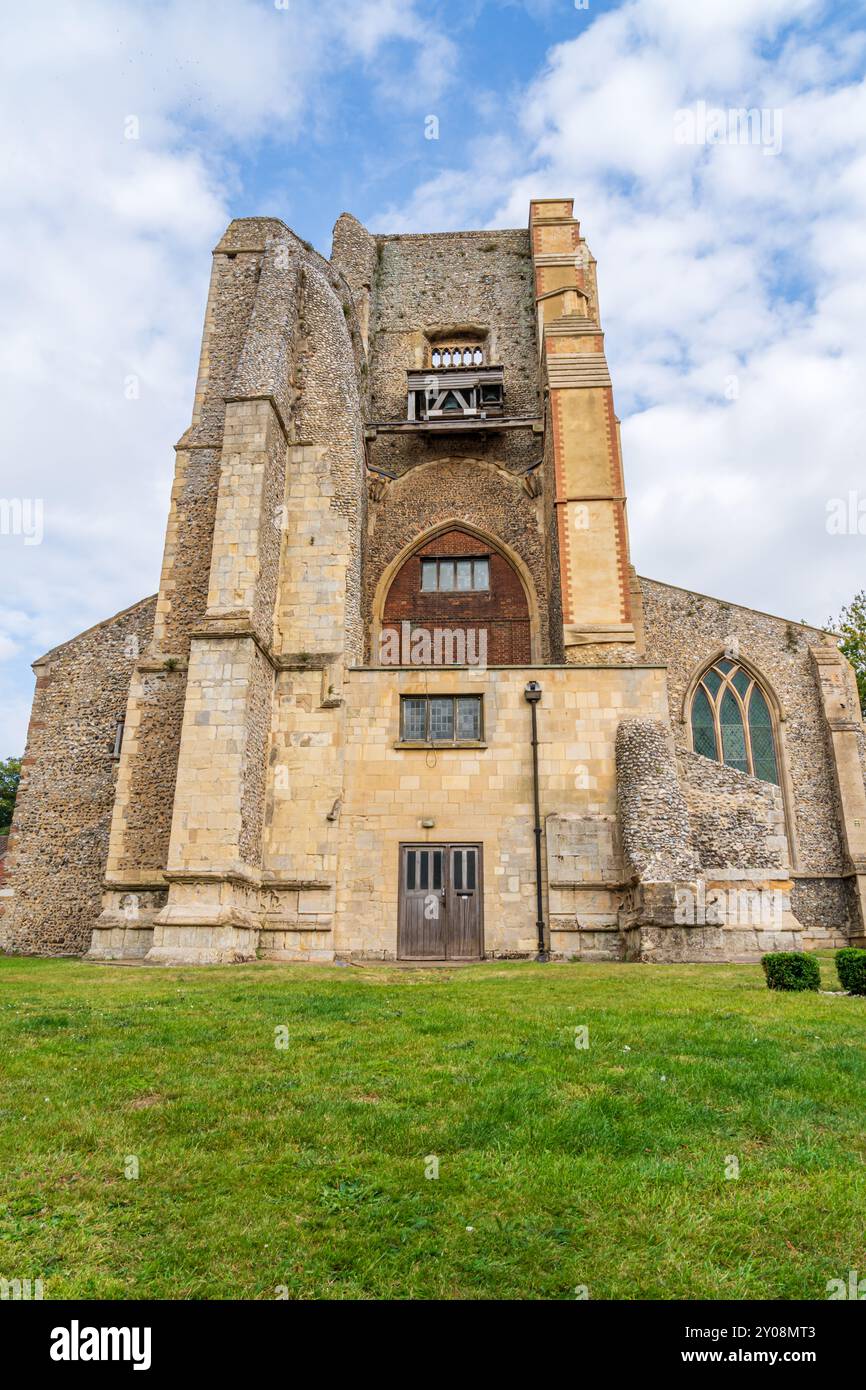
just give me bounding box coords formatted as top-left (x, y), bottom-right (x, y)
top-left (524, 681), bottom-right (549, 962)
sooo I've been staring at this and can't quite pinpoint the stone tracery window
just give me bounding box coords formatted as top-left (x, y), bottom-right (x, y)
top-left (690, 658), bottom-right (779, 784)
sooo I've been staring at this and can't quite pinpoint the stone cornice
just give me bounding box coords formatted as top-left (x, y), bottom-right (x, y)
top-left (224, 392), bottom-right (291, 441)
top-left (190, 618), bottom-right (276, 670)
top-left (163, 866), bottom-right (262, 888)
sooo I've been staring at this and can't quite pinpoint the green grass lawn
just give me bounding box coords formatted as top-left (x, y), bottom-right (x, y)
top-left (1, 952), bottom-right (864, 1300)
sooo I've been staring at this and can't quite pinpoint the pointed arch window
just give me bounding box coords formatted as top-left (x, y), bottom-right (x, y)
top-left (689, 658), bottom-right (779, 784)
top-left (380, 526), bottom-right (532, 665)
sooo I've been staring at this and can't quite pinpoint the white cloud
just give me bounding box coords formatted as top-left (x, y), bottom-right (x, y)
top-left (2, 0), bottom-right (864, 759)
top-left (0, 0), bottom-right (457, 754)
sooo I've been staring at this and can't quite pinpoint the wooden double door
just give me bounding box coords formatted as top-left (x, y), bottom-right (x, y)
top-left (398, 844), bottom-right (483, 960)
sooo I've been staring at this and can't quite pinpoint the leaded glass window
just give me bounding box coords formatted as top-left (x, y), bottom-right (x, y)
top-left (402, 697), bottom-right (427, 742)
top-left (429, 698), bottom-right (454, 741)
top-left (748, 685), bottom-right (779, 784)
top-left (691, 686), bottom-right (716, 759)
top-left (456, 696), bottom-right (482, 741)
top-left (417, 556), bottom-right (491, 592)
top-left (720, 688), bottom-right (748, 773)
top-left (689, 659), bottom-right (779, 784)
top-left (703, 668), bottom-right (722, 697)
top-left (400, 695), bottom-right (483, 744)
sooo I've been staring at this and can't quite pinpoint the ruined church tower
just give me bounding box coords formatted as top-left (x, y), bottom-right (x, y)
top-left (5, 199), bottom-right (865, 964)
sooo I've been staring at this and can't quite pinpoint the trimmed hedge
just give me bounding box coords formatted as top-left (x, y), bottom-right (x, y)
top-left (836, 948), bottom-right (866, 995)
top-left (761, 952), bottom-right (820, 992)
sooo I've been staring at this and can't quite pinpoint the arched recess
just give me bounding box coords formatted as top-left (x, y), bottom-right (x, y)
top-left (371, 520), bottom-right (542, 666)
top-left (680, 647), bottom-right (800, 868)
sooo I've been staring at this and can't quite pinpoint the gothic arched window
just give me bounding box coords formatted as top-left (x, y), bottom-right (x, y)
top-left (689, 658), bottom-right (779, 784)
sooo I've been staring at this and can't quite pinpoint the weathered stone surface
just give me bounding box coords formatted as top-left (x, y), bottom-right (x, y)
top-left (678, 749), bottom-right (788, 871)
top-left (616, 719), bottom-right (700, 882)
top-left (1, 597), bottom-right (156, 954)
top-left (640, 576), bottom-right (861, 945)
top-left (5, 198), bottom-right (866, 965)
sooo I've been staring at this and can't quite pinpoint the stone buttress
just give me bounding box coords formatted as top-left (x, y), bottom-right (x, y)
top-left (88, 220), bottom-right (365, 962)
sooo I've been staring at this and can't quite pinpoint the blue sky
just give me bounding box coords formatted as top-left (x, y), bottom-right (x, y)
top-left (1, 0), bottom-right (865, 755)
top-left (250, 2), bottom-right (620, 238)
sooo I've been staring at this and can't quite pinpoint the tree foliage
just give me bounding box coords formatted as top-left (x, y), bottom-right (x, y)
top-left (0, 756), bottom-right (21, 834)
top-left (829, 590), bottom-right (866, 717)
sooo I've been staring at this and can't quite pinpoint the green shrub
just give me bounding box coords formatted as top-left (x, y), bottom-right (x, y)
top-left (761, 952), bottom-right (820, 992)
top-left (836, 948), bottom-right (866, 995)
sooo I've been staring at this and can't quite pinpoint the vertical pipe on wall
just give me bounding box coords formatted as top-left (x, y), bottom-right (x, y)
top-left (525, 681), bottom-right (549, 961)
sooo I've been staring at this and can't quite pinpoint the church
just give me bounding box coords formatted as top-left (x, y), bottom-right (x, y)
top-left (3, 198), bottom-right (865, 964)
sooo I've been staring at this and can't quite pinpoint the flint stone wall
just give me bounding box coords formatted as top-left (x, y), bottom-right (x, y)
top-left (368, 229), bottom-right (539, 421)
top-left (678, 748), bottom-right (788, 870)
top-left (639, 576), bottom-right (846, 875)
top-left (292, 258), bottom-right (368, 664)
top-left (1, 597), bottom-right (156, 955)
top-left (615, 718), bottom-right (700, 881)
top-left (791, 876), bottom-right (852, 933)
top-left (364, 229), bottom-right (541, 482)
